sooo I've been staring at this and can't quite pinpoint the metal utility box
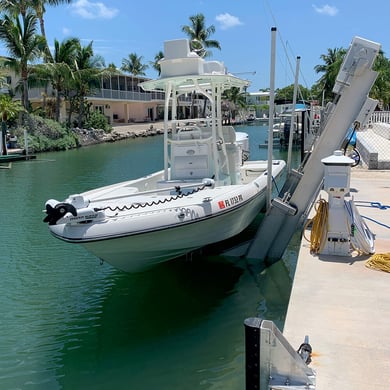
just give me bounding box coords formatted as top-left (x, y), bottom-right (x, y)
top-left (320, 150), bottom-right (354, 256)
top-left (322, 150), bottom-right (354, 197)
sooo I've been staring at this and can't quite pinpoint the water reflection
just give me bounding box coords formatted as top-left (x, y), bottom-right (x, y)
top-left (55, 257), bottom-right (243, 388)
top-left (52, 250), bottom-right (295, 389)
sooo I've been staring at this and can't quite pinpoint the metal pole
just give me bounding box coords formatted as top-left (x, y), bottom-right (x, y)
top-left (1, 121), bottom-right (7, 155)
top-left (287, 56), bottom-right (300, 173)
top-left (266, 27), bottom-right (277, 212)
top-left (244, 317), bottom-right (263, 390)
top-left (163, 82), bottom-right (172, 180)
top-left (211, 82), bottom-right (220, 182)
top-left (24, 129), bottom-right (29, 157)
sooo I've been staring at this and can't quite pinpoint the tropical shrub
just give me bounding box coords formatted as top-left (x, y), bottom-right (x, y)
top-left (84, 110), bottom-right (111, 132)
top-left (14, 114), bottom-right (79, 152)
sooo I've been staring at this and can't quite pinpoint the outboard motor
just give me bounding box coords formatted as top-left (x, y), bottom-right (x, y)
top-left (43, 200), bottom-right (77, 225)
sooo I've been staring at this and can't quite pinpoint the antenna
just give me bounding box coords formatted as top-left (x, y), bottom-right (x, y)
top-left (231, 71), bottom-right (257, 76)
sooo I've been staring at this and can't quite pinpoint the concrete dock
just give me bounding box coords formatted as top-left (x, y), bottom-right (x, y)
top-left (283, 168), bottom-right (390, 389)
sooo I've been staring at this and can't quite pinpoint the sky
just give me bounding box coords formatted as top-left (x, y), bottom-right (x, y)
top-left (1, 0), bottom-right (390, 92)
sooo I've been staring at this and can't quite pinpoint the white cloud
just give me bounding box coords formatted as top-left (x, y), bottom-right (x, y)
top-left (70, 0), bottom-right (118, 19)
top-left (215, 13), bottom-right (243, 30)
top-left (62, 27), bottom-right (71, 35)
top-left (312, 4), bottom-right (339, 16)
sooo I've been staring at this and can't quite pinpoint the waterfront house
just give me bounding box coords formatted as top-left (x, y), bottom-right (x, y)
top-left (1, 61), bottom-right (211, 125)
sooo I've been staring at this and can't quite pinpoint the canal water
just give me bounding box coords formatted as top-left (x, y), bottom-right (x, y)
top-left (0, 124), bottom-right (300, 389)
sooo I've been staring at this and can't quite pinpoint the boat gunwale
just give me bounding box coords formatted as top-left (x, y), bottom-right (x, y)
top-left (50, 186), bottom-right (268, 243)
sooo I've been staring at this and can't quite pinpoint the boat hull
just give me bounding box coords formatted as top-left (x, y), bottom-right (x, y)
top-left (47, 160), bottom-right (285, 272)
top-left (81, 190), bottom-right (265, 272)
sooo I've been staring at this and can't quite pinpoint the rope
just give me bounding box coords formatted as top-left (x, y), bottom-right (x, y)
top-left (353, 200), bottom-right (390, 210)
top-left (95, 184), bottom-right (208, 213)
top-left (365, 253), bottom-right (390, 273)
top-left (353, 201), bottom-right (390, 229)
top-left (362, 215), bottom-right (390, 230)
top-left (303, 198), bottom-right (329, 254)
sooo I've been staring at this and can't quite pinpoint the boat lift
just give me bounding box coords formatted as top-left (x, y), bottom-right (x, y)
top-left (245, 36), bottom-right (380, 263)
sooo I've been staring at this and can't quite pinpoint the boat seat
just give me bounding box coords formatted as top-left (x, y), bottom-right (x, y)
top-left (170, 143), bottom-right (212, 180)
top-left (173, 129), bottom-right (202, 140)
top-left (171, 155), bottom-right (210, 180)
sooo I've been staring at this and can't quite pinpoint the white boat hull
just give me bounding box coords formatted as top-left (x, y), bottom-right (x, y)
top-left (83, 189), bottom-right (264, 272)
top-left (47, 161), bottom-right (285, 272)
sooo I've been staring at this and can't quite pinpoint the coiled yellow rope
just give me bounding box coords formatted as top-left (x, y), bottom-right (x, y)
top-left (365, 253), bottom-right (390, 273)
top-left (304, 198), bottom-right (389, 271)
top-left (303, 198), bottom-right (329, 254)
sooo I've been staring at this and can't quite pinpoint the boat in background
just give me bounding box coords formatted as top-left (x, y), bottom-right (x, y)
top-left (0, 151), bottom-right (36, 163)
top-left (0, 130), bottom-right (36, 163)
top-left (246, 113), bottom-right (256, 123)
top-left (259, 113), bottom-right (300, 149)
top-left (260, 102), bottom-right (321, 153)
top-left (43, 39), bottom-right (286, 273)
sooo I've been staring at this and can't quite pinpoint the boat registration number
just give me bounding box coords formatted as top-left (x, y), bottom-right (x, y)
top-left (218, 194), bottom-right (243, 209)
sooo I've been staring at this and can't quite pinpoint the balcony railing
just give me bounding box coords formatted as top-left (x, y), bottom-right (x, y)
top-left (94, 89), bottom-right (164, 101)
top-left (24, 87), bottom-right (164, 102)
top-left (370, 111), bottom-right (390, 123)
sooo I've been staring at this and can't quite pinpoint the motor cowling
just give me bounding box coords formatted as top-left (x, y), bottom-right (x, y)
top-left (43, 200), bottom-right (77, 225)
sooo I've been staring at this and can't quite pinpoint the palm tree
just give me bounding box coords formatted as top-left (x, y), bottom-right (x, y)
top-left (181, 13), bottom-right (221, 58)
top-left (0, 0), bottom-right (72, 59)
top-left (32, 2), bottom-right (72, 42)
top-left (151, 51), bottom-right (164, 76)
top-left (0, 12), bottom-right (45, 109)
top-left (70, 41), bottom-right (109, 127)
top-left (71, 41), bottom-right (95, 126)
top-left (34, 37), bottom-right (80, 120)
top-left (0, 0), bottom-right (29, 16)
top-left (0, 62), bottom-right (8, 90)
top-left (121, 53), bottom-right (149, 76)
top-left (222, 86), bottom-right (247, 123)
top-left (314, 47), bottom-right (346, 102)
top-left (371, 50), bottom-right (390, 110)
top-left (0, 94), bottom-right (25, 155)
top-left (31, 0), bottom-right (73, 61)
top-left (107, 62), bottom-right (118, 71)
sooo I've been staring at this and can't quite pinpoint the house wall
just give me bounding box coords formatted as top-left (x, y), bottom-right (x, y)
top-left (0, 68), bottom-right (164, 125)
top-left (87, 100), bottom-right (159, 124)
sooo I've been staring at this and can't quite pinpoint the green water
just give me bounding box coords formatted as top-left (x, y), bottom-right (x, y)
top-left (0, 125), bottom-right (299, 389)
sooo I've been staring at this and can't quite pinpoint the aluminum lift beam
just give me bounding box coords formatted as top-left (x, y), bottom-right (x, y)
top-left (246, 36), bottom-right (381, 263)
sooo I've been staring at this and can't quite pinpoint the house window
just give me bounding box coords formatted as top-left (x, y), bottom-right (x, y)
top-left (111, 77), bottom-right (119, 90)
top-left (119, 76), bottom-right (126, 91)
top-left (94, 105), bottom-right (104, 114)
